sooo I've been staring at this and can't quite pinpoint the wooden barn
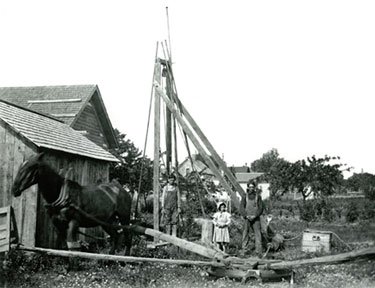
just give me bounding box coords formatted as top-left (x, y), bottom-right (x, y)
top-left (0, 85), bottom-right (117, 150)
top-left (0, 99), bottom-right (119, 248)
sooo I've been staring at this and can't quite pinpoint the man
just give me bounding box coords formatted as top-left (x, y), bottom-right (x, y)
top-left (240, 181), bottom-right (265, 257)
top-left (161, 174), bottom-right (179, 236)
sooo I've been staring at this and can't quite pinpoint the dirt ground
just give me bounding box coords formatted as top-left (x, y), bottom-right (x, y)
top-left (2, 219), bottom-right (375, 287)
top-left (2, 257), bottom-right (375, 288)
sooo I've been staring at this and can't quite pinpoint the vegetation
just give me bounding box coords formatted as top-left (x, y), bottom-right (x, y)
top-left (109, 128), bottom-right (153, 195)
top-left (2, 214), bottom-right (374, 287)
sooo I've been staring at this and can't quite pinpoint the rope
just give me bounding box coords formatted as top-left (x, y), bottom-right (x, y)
top-left (135, 42), bottom-right (159, 220)
top-left (332, 231), bottom-right (352, 250)
top-left (284, 232), bottom-right (304, 242)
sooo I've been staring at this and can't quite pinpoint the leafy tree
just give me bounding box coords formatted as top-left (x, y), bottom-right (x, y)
top-left (345, 172), bottom-right (375, 193)
top-left (109, 129), bottom-right (153, 194)
top-left (289, 155), bottom-right (347, 201)
top-left (251, 149), bottom-right (292, 197)
top-left (251, 148), bottom-right (280, 173)
top-left (267, 158), bottom-right (293, 199)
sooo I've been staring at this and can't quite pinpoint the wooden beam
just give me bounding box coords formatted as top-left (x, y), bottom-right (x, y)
top-left (153, 62), bottom-right (162, 233)
top-left (130, 225), bottom-right (226, 260)
top-left (154, 83), bottom-right (241, 209)
top-left (17, 246), bottom-right (220, 267)
top-left (178, 101), bottom-right (246, 199)
top-left (50, 113), bottom-right (77, 117)
top-left (27, 99), bottom-right (82, 104)
top-left (165, 70), bottom-right (173, 174)
top-left (258, 247), bottom-right (375, 270)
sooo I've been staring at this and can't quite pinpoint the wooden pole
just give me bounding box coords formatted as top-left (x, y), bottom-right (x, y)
top-left (17, 246), bottom-right (220, 267)
top-left (129, 225), bottom-right (226, 260)
top-left (153, 61), bottom-right (162, 233)
top-left (258, 247), bottom-right (375, 270)
top-left (154, 83), bottom-right (241, 209)
top-left (165, 68), bottom-right (172, 174)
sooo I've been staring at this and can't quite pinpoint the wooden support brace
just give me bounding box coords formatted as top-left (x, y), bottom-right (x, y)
top-left (177, 101), bottom-right (246, 199)
top-left (154, 83), bottom-right (241, 209)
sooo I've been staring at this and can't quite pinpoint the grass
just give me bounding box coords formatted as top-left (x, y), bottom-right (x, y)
top-left (2, 215), bottom-right (375, 287)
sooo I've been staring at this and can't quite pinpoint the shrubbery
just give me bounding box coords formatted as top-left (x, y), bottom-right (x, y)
top-left (269, 197), bottom-right (375, 223)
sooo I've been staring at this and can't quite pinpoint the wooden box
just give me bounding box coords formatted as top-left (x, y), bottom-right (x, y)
top-left (302, 229), bottom-right (332, 253)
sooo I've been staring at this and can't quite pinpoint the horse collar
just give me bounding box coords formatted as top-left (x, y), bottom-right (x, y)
top-left (50, 178), bottom-right (70, 209)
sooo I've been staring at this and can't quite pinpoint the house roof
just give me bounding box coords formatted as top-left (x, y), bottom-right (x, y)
top-left (0, 100), bottom-right (119, 162)
top-left (178, 154), bottom-right (216, 176)
top-left (235, 172), bottom-right (264, 183)
top-left (230, 166), bottom-right (250, 173)
top-left (0, 85), bottom-right (117, 148)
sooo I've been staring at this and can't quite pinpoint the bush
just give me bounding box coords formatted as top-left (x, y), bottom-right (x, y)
top-left (298, 200), bottom-right (316, 222)
top-left (361, 201), bottom-right (375, 220)
top-left (364, 185), bottom-right (375, 201)
top-left (346, 202), bottom-right (360, 223)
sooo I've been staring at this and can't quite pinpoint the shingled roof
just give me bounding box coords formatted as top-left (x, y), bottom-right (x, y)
top-left (0, 100), bottom-right (118, 162)
top-left (235, 172), bottom-right (264, 183)
top-left (0, 85), bottom-right (117, 148)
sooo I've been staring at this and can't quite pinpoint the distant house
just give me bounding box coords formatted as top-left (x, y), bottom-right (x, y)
top-left (0, 99), bottom-right (118, 248)
top-left (178, 154), bottom-right (215, 181)
top-left (0, 85), bottom-right (117, 150)
top-left (234, 172), bottom-right (270, 199)
top-left (230, 165), bottom-right (250, 174)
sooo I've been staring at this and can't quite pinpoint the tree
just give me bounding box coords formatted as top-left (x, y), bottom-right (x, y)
top-left (289, 155), bottom-right (347, 201)
top-left (109, 129), bottom-right (153, 194)
top-left (267, 158), bottom-right (293, 199)
top-left (345, 172), bottom-right (375, 192)
top-left (251, 149), bottom-right (292, 197)
top-left (251, 148), bottom-right (280, 173)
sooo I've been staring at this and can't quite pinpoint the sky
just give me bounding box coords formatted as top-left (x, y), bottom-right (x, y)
top-left (0, 0), bottom-right (374, 177)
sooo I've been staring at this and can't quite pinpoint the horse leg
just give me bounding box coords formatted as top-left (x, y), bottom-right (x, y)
top-left (66, 219), bottom-right (80, 250)
top-left (65, 219), bottom-right (80, 270)
top-left (117, 213), bottom-right (132, 256)
top-left (123, 230), bottom-right (132, 256)
top-left (51, 216), bottom-right (68, 250)
top-left (102, 226), bottom-right (118, 254)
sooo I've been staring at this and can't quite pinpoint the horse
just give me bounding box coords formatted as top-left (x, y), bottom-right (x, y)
top-left (12, 153), bottom-right (132, 255)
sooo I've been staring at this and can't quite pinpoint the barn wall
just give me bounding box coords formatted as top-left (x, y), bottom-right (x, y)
top-left (0, 122), bottom-right (38, 247)
top-left (36, 151), bottom-right (110, 248)
top-left (72, 100), bottom-right (108, 149)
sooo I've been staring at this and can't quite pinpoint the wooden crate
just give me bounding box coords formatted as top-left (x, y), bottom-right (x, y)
top-left (0, 206), bottom-right (11, 253)
top-left (302, 229), bottom-right (332, 253)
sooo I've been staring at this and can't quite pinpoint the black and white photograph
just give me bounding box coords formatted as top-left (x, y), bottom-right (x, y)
top-left (0, 1), bottom-right (374, 287)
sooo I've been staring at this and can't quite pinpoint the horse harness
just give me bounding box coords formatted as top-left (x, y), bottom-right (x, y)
top-left (45, 170), bottom-right (120, 225)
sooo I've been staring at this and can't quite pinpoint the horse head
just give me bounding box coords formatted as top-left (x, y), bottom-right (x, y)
top-left (12, 153), bottom-right (45, 197)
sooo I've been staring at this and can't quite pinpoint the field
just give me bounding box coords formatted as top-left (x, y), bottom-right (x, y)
top-left (1, 197), bottom-right (375, 288)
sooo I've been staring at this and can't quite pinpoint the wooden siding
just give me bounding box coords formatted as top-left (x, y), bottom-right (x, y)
top-left (0, 122), bottom-right (38, 247)
top-left (72, 101), bottom-right (108, 149)
top-left (0, 121), bottom-right (111, 248)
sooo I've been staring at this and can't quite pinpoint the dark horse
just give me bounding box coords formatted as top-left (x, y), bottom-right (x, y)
top-left (12, 153), bottom-right (132, 255)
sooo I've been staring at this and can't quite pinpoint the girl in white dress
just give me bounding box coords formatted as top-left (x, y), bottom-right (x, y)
top-left (212, 202), bottom-right (231, 252)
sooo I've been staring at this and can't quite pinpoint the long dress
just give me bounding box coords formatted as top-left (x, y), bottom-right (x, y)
top-left (212, 211), bottom-right (231, 243)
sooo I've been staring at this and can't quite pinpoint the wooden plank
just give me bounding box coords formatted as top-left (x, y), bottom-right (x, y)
top-left (17, 246), bottom-right (219, 267)
top-left (0, 206), bottom-right (10, 253)
top-left (130, 224), bottom-right (226, 260)
top-left (153, 61), bottom-right (162, 233)
top-left (258, 247), bottom-right (375, 270)
top-left (27, 99), bottom-right (82, 104)
top-left (154, 84), bottom-right (240, 209)
top-left (0, 206), bottom-right (10, 214)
